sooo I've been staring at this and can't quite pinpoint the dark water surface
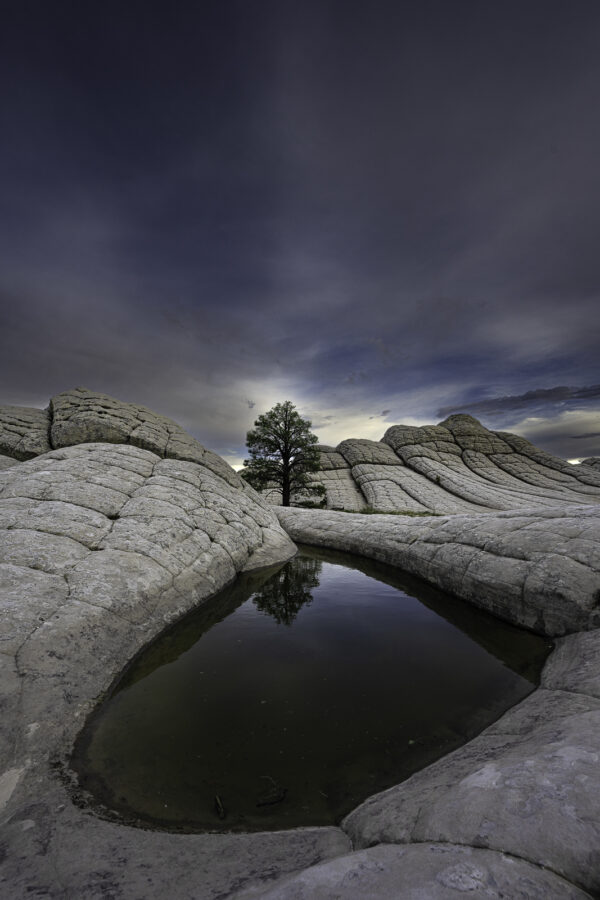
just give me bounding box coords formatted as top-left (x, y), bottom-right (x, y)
top-left (72, 546), bottom-right (551, 831)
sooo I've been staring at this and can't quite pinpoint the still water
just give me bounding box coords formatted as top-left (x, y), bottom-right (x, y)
top-left (72, 546), bottom-right (551, 831)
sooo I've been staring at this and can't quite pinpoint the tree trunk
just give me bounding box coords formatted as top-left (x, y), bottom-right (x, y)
top-left (282, 478), bottom-right (290, 507)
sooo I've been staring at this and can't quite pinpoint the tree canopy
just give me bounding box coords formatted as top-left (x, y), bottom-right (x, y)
top-left (241, 400), bottom-right (325, 507)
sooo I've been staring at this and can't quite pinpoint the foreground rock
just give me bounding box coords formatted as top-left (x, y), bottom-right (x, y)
top-left (273, 506), bottom-right (600, 897)
top-left (250, 843), bottom-right (590, 899)
top-left (1, 389), bottom-right (599, 898)
top-left (0, 401), bottom-right (357, 899)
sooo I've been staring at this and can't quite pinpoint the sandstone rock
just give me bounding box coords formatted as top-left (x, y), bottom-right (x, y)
top-left (0, 426), bottom-right (310, 899)
top-left (0, 405), bottom-right (51, 459)
top-left (316, 444), bottom-right (349, 470)
top-left (1, 389), bottom-right (599, 898)
top-left (251, 842), bottom-right (589, 900)
top-left (49, 387), bottom-right (242, 486)
top-left (542, 629), bottom-right (600, 698)
top-left (343, 690), bottom-right (600, 894)
top-left (302, 413), bottom-right (600, 513)
top-left (337, 438), bottom-right (402, 467)
top-left (276, 505), bottom-right (600, 635)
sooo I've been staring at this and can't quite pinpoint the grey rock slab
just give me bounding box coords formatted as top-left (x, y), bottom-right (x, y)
top-left (242, 525), bottom-right (298, 572)
top-left (306, 412), bottom-right (600, 513)
top-left (0, 404), bottom-right (51, 460)
top-left (0, 798), bottom-right (350, 900)
top-left (0, 528), bottom-right (90, 575)
top-left (581, 456), bottom-right (600, 471)
top-left (542, 629), bottom-right (600, 698)
top-left (0, 453), bottom-right (19, 470)
top-left (337, 438), bottom-right (402, 467)
top-left (15, 600), bottom-right (139, 761)
top-left (249, 842), bottom-right (590, 900)
top-left (344, 689), bottom-right (600, 894)
top-left (275, 506), bottom-right (600, 635)
top-left (0, 433), bottom-right (309, 899)
top-left (0, 652), bottom-right (22, 764)
top-left (0, 451), bottom-right (136, 518)
top-left (98, 516), bottom-right (205, 575)
top-left (316, 445), bottom-right (351, 470)
top-left (49, 387), bottom-right (243, 487)
top-left (439, 413), bottom-right (513, 454)
top-left (0, 497), bottom-right (112, 548)
top-left (495, 430), bottom-right (600, 488)
top-left (351, 464), bottom-right (431, 513)
top-left (66, 548), bottom-right (175, 623)
top-left (523, 553), bottom-right (600, 634)
top-left (314, 469), bottom-right (367, 511)
top-left (0, 563), bottom-right (69, 656)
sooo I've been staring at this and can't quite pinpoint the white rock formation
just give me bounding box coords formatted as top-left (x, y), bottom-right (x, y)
top-left (305, 413), bottom-right (600, 513)
top-left (0, 389), bottom-right (599, 898)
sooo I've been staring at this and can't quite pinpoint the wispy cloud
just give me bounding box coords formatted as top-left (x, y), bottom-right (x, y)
top-left (438, 385), bottom-right (600, 421)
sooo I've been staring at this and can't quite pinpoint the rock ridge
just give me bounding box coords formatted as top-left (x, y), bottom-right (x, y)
top-left (303, 413), bottom-right (600, 515)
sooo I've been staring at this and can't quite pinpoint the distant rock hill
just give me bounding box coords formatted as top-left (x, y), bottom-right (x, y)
top-left (305, 414), bottom-right (600, 513)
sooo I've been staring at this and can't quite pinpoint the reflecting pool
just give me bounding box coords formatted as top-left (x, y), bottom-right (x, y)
top-left (72, 546), bottom-right (551, 831)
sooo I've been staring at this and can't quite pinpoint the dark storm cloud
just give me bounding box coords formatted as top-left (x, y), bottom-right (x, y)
top-left (438, 386), bottom-right (600, 421)
top-left (1, 1), bottom-right (600, 460)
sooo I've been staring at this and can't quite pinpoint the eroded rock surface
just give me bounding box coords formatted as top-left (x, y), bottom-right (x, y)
top-left (0, 396), bottom-right (361, 900)
top-left (0, 405), bottom-right (51, 460)
top-left (1, 389), bottom-right (599, 898)
top-left (581, 456), bottom-right (600, 471)
top-left (276, 506), bottom-right (600, 636)
top-left (307, 413), bottom-right (600, 514)
top-left (249, 843), bottom-right (590, 900)
top-left (49, 387), bottom-right (242, 486)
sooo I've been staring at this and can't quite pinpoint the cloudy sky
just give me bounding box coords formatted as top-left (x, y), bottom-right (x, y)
top-left (1, 1), bottom-right (599, 467)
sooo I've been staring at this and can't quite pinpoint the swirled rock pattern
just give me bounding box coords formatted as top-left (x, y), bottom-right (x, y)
top-left (1, 389), bottom-right (599, 898)
top-left (308, 414), bottom-right (600, 513)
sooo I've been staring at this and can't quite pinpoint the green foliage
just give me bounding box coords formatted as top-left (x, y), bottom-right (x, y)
top-left (241, 401), bottom-right (324, 507)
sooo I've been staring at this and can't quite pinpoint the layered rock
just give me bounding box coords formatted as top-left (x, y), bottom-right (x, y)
top-left (276, 506), bottom-right (600, 637)
top-left (0, 404), bottom-right (51, 459)
top-left (306, 413), bottom-right (600, 513)
top-left (1, 389), bottom-right (599, 898)
top-left (0, 392), bottom-right (356, 899)
top-left (49, 387), bottom-right (242, 486)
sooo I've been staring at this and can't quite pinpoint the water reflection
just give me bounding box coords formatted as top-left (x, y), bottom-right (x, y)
top-left (253, 555), bottom-right (321, 625)
top-left (72, 547), bottom-right (552, 832)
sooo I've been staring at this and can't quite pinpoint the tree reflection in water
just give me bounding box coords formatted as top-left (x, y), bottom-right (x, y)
top-left (252, 556), bottom-right (322, 625)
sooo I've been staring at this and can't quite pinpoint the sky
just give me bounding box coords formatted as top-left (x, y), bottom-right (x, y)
top-left (1, 0), bottom-right (599, 468)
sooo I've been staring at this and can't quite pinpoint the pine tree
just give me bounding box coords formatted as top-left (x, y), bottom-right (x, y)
top-left (241, 401), bottom-right (324, 507)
